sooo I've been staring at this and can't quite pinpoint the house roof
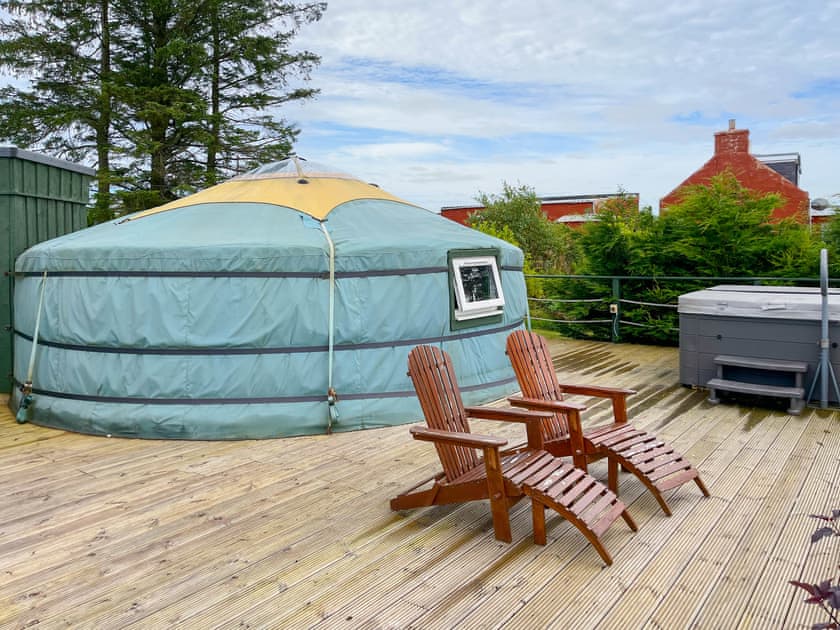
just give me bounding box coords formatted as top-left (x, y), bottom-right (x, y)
top-left (755, 153), bottom-right (801, 186)
top-left (556, 215), bottom-right (600, 223)
top-left (441, 193), bottom-right (637, 212)
top-left (659, 125), bottom-right (809, 221)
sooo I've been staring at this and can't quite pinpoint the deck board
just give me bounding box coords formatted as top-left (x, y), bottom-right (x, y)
top-left (0, 337), bottom-right (838, 629)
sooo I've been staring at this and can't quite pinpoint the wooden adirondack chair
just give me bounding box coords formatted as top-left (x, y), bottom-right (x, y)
top-left (506, 330), bottom-right (710, 516)
top-left (390, 344), bottom-right (637, 565)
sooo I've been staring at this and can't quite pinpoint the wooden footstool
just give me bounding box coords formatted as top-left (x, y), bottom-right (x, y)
top-left (521, 462), bottom-right (638, 566)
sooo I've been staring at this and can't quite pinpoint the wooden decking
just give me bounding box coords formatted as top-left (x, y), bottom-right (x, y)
top-left (1, 338), bottom-right (838, 629)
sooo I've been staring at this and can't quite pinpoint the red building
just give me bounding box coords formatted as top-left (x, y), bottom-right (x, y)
top-left (659, 121), bottom-right (810, 222)
top-left (441, 193), bottom-right (639, 228)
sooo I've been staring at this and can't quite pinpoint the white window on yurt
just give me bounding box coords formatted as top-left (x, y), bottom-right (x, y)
top-left (451, 254), bottom-right (505, 321)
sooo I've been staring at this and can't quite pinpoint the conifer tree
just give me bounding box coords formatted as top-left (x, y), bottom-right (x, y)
top-left (0, 0), bottom-right (118, 222)
top-left (203, 0), bottom-right (324, 185)
top-left (0, 0), bottom-right (325, 218)
top-left (111, 0), bottom-right (211, 209)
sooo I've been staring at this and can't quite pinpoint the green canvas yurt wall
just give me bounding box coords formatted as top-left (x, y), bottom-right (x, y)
top-left (12, 160), bottom-right (528, 439)
top-left (0, 148), bottom-right (94, 393)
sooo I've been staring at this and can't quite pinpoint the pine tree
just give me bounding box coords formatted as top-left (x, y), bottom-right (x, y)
top-left (0, 0), bottom-right (325, 218)
top-left (203, 0), bottom-right (324, 185)
top-left (0, 0), bottom-right (118, 222)
top-left (112, 0), bottom-right (211, 209)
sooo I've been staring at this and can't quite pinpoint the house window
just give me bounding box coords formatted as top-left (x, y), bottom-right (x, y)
top-left (449, 249), bottom-right (505, 328)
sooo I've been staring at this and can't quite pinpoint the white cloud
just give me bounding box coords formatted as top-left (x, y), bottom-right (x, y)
top-left (293, 76), bottom-right (603, 138)
top-left (331, 141), bottom-right (451, 160)
top-left (289, 1), bottom-right (840, 210)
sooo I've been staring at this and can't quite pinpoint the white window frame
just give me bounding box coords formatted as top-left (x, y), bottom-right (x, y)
top-left (451, 255), bottom-right (505, 321)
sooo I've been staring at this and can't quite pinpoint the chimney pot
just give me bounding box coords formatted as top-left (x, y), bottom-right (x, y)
top-left (714, 124), bottom-right (750, 154)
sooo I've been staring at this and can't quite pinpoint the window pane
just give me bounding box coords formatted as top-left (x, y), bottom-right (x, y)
top-left (448, 250), bottom-right (505, 327)
top-left (459, 263), bottom-right (498, 303)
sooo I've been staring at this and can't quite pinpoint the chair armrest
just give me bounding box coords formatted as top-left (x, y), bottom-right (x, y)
top-left (463, 406), bottom-right (555, 423)
top-left (506, 396), bottom-right (587, 413)
top-left (409, 425), bottom-right (511, 528)
top-left (463, 406), bottom-right (553, 451)
top-left (554, 383), bottom-right (635, 423)
top-left (409, 425), bottom-right (507, 449)
top-left (506, 397), bottom-right (587, 469)
top-left (555, 383), bottom-right (636, 398)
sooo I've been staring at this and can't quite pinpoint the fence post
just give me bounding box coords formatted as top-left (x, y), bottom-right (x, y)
top-left (611, 277), bottom-right (621, 343)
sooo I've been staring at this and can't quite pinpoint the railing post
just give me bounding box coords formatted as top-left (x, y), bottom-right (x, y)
top-left (611, 277), bottom-right (621, 343)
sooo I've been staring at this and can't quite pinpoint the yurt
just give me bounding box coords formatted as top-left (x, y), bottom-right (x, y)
top-left (11, 159), bottom-right (529, 439)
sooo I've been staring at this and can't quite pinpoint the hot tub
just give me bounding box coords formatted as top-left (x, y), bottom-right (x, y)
top-left (678, 285), bottom-right (840, 403)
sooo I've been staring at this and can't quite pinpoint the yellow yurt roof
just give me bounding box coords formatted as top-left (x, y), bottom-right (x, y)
top-left (126, 157), bottom-right (412, 222)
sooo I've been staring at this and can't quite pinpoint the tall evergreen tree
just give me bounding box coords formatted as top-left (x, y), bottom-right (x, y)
top-left (203, 0), bottom-right (324, 185)
top-left (112, 0), bottom-right (211, 209)
top-left (654, 170), bottom-right (783, 277)
top-left (0, 0), bottom-right (325, 218)
top-left (0, 0), bottom-right (118, 222)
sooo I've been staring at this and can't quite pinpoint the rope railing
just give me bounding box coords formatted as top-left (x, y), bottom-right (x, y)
top-left (528, 297), bottom-right (607, 304)
top-left (524, 273), bottom-right (827, 342)
top-left (527, 297), bottom-right (677, 312)
top-left (619, 319), bottom-right (680, 332)
top-left (619, 298), bottom-right (678, 309)
top-left (530, 316), bottom-right (613, 325)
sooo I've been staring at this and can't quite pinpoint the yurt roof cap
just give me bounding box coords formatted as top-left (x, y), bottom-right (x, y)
top-left (125, 156), bottom-right (414, 223)
top-left (240, 156), bottom-right (354, 180)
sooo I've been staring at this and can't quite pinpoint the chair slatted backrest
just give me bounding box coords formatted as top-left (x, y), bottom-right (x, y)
top-left (506, 330), bottom-right (569, 441)
top-left (407, 345), bottom-right (479, 482)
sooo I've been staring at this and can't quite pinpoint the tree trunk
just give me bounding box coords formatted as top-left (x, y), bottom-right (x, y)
top-left (206, 0), bottom-right (221, 186)
top-left (94, 0), bottom-right (112, 221)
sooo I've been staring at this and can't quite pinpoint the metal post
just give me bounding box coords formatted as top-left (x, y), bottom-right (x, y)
top-left (820, 249), bottom-right (829, 407)
top-left (806, 248), bottom-right (840, 408)
top-left (611, 278), bottom-right (621, 343)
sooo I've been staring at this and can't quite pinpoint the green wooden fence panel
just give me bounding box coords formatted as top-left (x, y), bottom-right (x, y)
top-left (0, 148), bottom-right (94, 392)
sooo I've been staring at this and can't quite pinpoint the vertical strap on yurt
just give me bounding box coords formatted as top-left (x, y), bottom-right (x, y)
top-left (17, 270), bottom-right (47, 423)
top-left (319, 221), bottom-right (339, 432)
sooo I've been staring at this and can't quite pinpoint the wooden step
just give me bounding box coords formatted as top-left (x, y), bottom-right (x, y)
top-left (706, 378), bottom-right (804, 398)
top-left (713, 355), bottom-right (808, 373)
top-left (706, 378), bottom-right (804, 415)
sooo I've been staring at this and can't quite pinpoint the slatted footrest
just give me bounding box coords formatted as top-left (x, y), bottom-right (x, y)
top-left (585, 423), bottom-right (710, 515)
top-left (515, 453), bottom-right (636, 566)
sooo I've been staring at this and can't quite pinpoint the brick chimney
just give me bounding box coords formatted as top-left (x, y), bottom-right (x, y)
top-left (714, 119), bottom-right (749, 154)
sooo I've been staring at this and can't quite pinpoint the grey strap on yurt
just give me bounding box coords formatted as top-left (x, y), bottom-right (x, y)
top-left (17, 271), bottom-right (47, 423)
top-left (320, 220), bottom-right (340, 432)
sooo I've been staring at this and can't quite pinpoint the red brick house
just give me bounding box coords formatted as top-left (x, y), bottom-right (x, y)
top-left (441, 193), bottom-right (639, 228)
top-left (659, 121), bottom-right (809, 222)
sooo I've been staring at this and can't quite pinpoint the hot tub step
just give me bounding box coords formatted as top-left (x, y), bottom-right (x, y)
top-left (706, 378), bottom-right (804, 415)
top-left (712, 355), bottom-right (808, 373)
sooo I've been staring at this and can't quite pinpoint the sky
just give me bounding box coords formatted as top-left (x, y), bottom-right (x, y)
top-left (288, 0), bottom-right (840, 213)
